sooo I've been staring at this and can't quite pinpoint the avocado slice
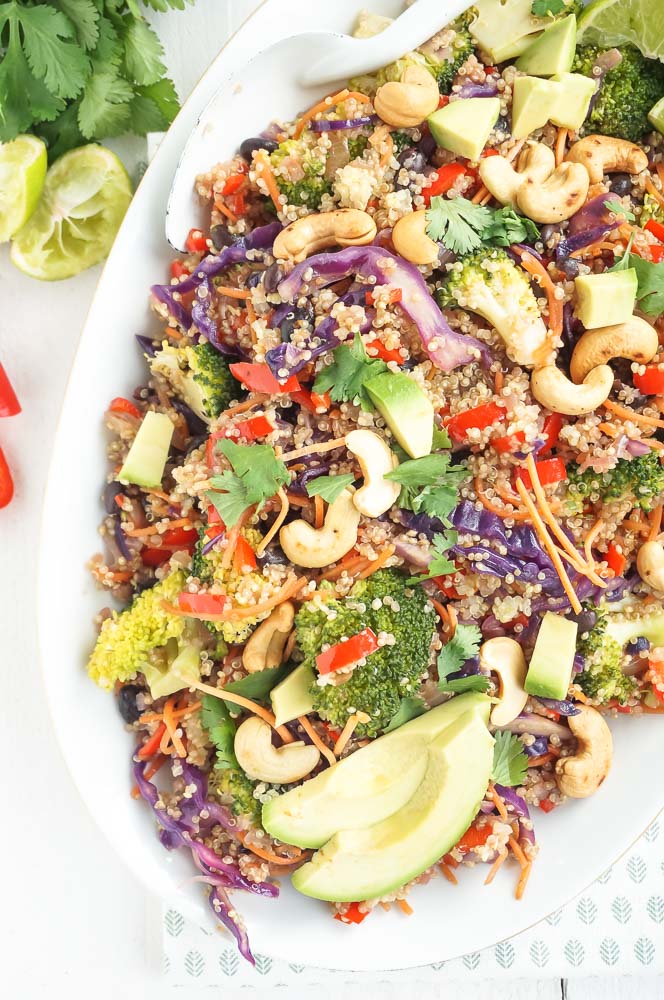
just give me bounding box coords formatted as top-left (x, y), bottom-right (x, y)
top-left (649, 97), bottom-right (664, 136)
top-left (270, 662), bottom-right (315, 727)
top-left (427, 98), bottom-right (501, 162)
top-left (118, 410), bottom-right (174, 488)
top-left (290, 709), bottom-right (494, 901)
top-left (606, 609), bottom-right (664, 649)
top-left (574, 270), bottom-right (638, 329)
top-left (364, 371), bottom-right (433, 459)
top-left (470, 0), bottom-right (548, 63)
top-left (262, 692), bottom-right (491, 849)
top-left (516, 15), bottom-right (576, 77)
top-left (549, 73), bottom-right (596, 131)
top-left (144, 643), bottom-right (201, 699)
top-left (511, 76), bottom-right (559, 139)
top-left (525, 612), bottom-right (578, 700)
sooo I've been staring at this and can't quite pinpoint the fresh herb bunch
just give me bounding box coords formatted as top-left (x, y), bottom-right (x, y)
top-left (0, 0), bottom-right (188, 158)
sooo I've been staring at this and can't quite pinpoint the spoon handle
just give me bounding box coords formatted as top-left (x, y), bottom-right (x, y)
top-left (301, 0), bottom-right (473, 87)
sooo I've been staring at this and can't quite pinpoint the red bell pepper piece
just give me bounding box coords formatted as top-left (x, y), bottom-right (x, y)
top-left (316, 627), bottom-right (380, 675)
top-left (492, 429), bottom-right (526, 454)
top-left (228, 191), bottom-right (247, 216)
top-left (137, 722), bottom-right (167, 759)
top-left (222, 173), bottom-right (247, 196)
top-left (445, 401), bottom-right (506, 442)
top-left (229, 362), bottom-right (301, 394)
top-left (233, 535), bottom-right (257, 573)
top-left (649, 244), bottom-right (664, 263)
top-left (161, 526), bottom-right (199, 548)
top-left (141, 546), bottom-right (171, 567)
top-left (365, 288), bottom-right (402, 307)
top-left (645, 218), bottom-right (664, 243)
top-left (291, 389), bottom-right (331, 413)
top-left (539, 412), bottom-right (564, 454)
top-left (0, 446), bottom-right (14, 508)
top-left (633, 365), bottom-right (664, 395)
top-left (235, 414), bottom-right (275, 441)
top-left (109, 396), bottom-right (141, 419)
top-left (433, 575), bottom-right (460, 599)
top-left (177, 592), bottom-right (229, 615)
top-left (539, 798), bottom-right (556, 813)
top-left (605, 542), bottom-right (626, 578)
top-left (0, 363), bottom-right (20, 417)
top-left (514, 457), bottom-right (567, 491)
top-left (456, 824), bottom-right (492, 853)
top-left (185, 228), bottom-right (208, 254)
top-left (334, 902), bottom-right (370, 925)
top-left (170, 260), bottom-right (190, 279)
top-left (365, 338), bottom-right (404, 363)
top-left (437, 95), bottom-right (450, 109)
top-left (421, 163), bottom-right (467, 205)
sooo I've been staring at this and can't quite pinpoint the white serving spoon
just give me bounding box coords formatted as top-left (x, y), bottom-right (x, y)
top-left (165, 0), bottom-right (472, 250)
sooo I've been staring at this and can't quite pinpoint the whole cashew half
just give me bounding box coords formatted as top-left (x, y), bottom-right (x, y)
top-left (479, 141), bottom-right (556, 208)
top-left (279, 487), bottom-right (361, 568)
top-left (392, 209), bottom-right (439, 265)
top-left (555, 705), bottom-right (612, 798)
top-left (374, 64), bottom-right (439, 128)
top-left (346, 429), bottom-right (401, 517)
top-left (530, 364), bottom-right (614, 416)
top-left (272, 209), bottom-right (377, 262)
top-left (242, 601), bottom-right (295, 673)
top-left (234, 716), bottom-right (320, 784)
top-left (566, 135), bottom-right (649, 185)
top-left (517, 163), bottom-right (590, 224)
top-left (480, 637), bottom-right (528, 727)
top-left (637, 540), bottom-right (664, 592)
top-left (570, 317), bottom-right (659, 383)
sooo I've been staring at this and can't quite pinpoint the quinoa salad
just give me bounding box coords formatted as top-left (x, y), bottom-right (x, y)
top-left (87, 0), bottom-right (664, 964)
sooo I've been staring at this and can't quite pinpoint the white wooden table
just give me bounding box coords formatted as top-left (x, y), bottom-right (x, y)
top-left (0, 2), bottom-right (660, 997)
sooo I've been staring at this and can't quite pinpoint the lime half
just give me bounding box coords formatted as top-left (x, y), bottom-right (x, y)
top-left (0, 135), bottom-right (47, 244)
top-left (11, 145), bottom-right (132, 281)
top-left (577, 0), bottom-right (664, 61)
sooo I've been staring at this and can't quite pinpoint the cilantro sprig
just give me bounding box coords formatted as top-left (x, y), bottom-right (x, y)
top-left (603, 199), bottom-right (636, 222)
top-left (491, 731), bottom-right (529, 787)
top-left (206, 439), bottom-right (290, 527)
top-left (531, 0), bottom-right (568, 14)
top-left (408, 531), bottom-right (458, 584)
top-left (385, 452), bottom-right (468, 521)
top-left (437, 624), bottom-right (487, 694)
top-left (201, 694), bottom-right (237, 770)
top-left (313, 331), bottom-right (388, 410)
top-left (306, 474), bottom-right (355, 505)
top-left (610, 237), bottom-right (664, 317)
top-left (426, 197), bottom-right (493, 255)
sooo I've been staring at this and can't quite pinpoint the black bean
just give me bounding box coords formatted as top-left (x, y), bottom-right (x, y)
top-left (280, 303), bottom-right (313, 341)
top-left (262, 262), bottom-right (284, 293)
top-left (117, 684), bottom-right (143, 724)
top-left (568, 609), bottom-right (597, 635)
top-left (561, 257), bottom-right (580, 278)
top-left (210, 225), bottom-right (234, 250)
top-left (398, 147), bottom-right (426, 174)
top-left (609, 173), bottom-right (632, 196)
top-left (247, 271), bottom-right (263, 288)
top-left (240, 137), bottom-right (278, 161)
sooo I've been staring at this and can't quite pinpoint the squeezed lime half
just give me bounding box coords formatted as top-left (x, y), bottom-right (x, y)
top-left (11, 144), bottom-right (132, 281)
top-left (0, 135), bottom-right (47, 244)
top-left (577, 0), bottom-right (664, 61)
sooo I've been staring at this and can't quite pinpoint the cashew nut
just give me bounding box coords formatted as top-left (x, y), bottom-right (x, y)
top-left (279, 487), bottom-right (361, 568)
top-left (479, 141), bottom-right (555, 208)
top-left (345, 429), bottom-right (400, 517)
top-left (566, 135), bottom-right (649, 185)
top-left (570, 317), bottom-right (659, 384)
top-left (530, 364), bottom-right (614, 416)
top-left (637, 540), bottom-right (664, 592)
top-left (242, 602), bottom-right (295, 674)
top-left (272, 209), bottom-right (377, 262)
top-left (392, 209), bottom-right (439, 265)
top-left (480, 637), bottom-right (528, 727)
top-left (555, 705), bottom-right (612, 798)
top-left (516, 162), bottom-right (590, 224)
top-left (374, 64), bottom-right (439, 128)
top-left (234, 716), bottom-right (320, 784)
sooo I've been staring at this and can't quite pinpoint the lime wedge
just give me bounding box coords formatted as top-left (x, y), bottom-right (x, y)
top-left (11, 145), bottom-right (132, 281)
top-left (0, 135), bottom-right (47, 244)
top-left (577, 0), bottom-right (664, 61)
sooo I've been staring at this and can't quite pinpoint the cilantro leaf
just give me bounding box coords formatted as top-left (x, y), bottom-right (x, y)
top-left (386, 452), bottom-right (467, 521)
top-left (224, 664), bottom-right (290, 703)
top-left (483, 206), bottom-right (540, 246)
top-left (141, 0), bottom-right (193, 10)
top-left (432, 425), bottom-right (451, 450)
top-left (442, 674), bottom-right (491, 694)
top-left (386, 454), bottom-right (455, 488)
top-left (408, 531), bottom-right (458, 583)
top-left (0, 11), bottom-right (65, 140)
top-left (206, 471), bottom-right (253, 527)
top-left (384, 696), bottom-right (427, 733)
top-left (426, 196), bottom-right (493, 255)
top-left (207, 440), bottom-right (290, 527)
top-left (610, 243), bottom-right (664, 317)
top-left (314, 332), bottom-right (388, 410)
top-left (603, 199), bottom-right (636, 222)
top-left (306, 474), bottom-right (355, 504)
top-left (491, 730), bottom-right (529, 787)
top-left (122, 16), bottom-right (166, 87)
top-left (50, 0), bottom-right (100, 50)
top-left (201, 694), bottom-right (238, 770)
top-left (531, 0), bottom-right (567, 13)
top-left (78, 70), bottom-right (132, 138)
top-left (437, 624), bottom-right (482, 685)
top-left (15, 2), bottom-right (90, 99)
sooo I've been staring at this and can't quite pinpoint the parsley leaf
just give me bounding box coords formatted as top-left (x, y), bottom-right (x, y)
top-left (201, 694), bottom-right (238, 770)
top-left (491, 730), bottom-right (529, 787)
top-left (384, 696), bottom-right (427, 733)
top-left (437, 624), bottom-right (482, 685)
top-left (207, 439), bottom-right (290, 527)
top-left (386, 452), bottom-right (467, 521)
top-left (603, 199), bottom-right (636, 222)
top-left (306, 474), bottom-right (355, 504)
top-left (313, 331), bottom-right (388, 410)
top-left (483, 206), bottom-right (540, 246)
top-left (426, 196), bottom-right (493, 255)
top-left (531, 0), bottom-right (567, 13)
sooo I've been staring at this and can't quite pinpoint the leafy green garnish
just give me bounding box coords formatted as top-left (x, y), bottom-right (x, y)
top-left (306, 474), bottom-right (355, 504)
top-left (442, 674), bottom-right (491, 694)
top-left (482, 206), bottom-right (540, 246)
top-left (425, 197), bottom-right (540, 255)
top-left (431, 425), bottom-right (452, 450)
top-left (491, 730), bottom-right (529, 787)
top-left (408, 531), bottom-right (458, 583)
top-left (603, 199), bottom-right (636, 222)
top-left (531, 0), bottom-right (567, 13)
top-left (207, 439), bottom-right (290, 527)
top-left (201, 694), bottom-right (237, 770)
top-left (313, 331), bottom-right (388, 410)
top-left (386, 452), bottom-right (467, 521)
top-left (224, 664), bottom-right (291, 703)
top-left (437, 623), bottom-right (483, 685)
top-left (384, 695), bottom-right (427, 733)
top-left (610, 241), bottom-right (664, 317)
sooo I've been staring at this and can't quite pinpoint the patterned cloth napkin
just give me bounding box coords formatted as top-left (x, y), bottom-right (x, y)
top-left (162, 814), bottom-right (663, 985)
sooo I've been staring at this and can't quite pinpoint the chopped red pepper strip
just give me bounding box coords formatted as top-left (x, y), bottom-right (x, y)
top-left (137, 722), bottom-right (167, 759)
top-left (0, 363), bottom-right (21, 417)
top-left (539, 412), bottom-right (564, 454)
top-left (109, 396), bottom-right (141, 419)
top-left (433, 575), bottom-right (460, 599)
top-left (365, 288), bottom-right (402, 307)
top-left (445, 401), bottom-right (506, 442)
top-left (649, 245), bottom-right (664, 263)
top-left (185, 228), bottom-right (208, 253)
top-left (229, 362), bottom-right (301, 394)
top-left (633, 365), bottom-right (664, 395)
top-left (235, 414), bottom-right (275, 441)
top-left (605, 542), bottom-right (626, 578)
top-left (161, 526), bottom-right (199, 548)
top-left (456, 823), bottom-right (492, 853)
top-left (177, 592), bottom-right (229, 615)
top-left (645, 218), bottom-right (664, 243)
top-left (539, 798), bottom-right (556, 813)
top-left (170, 260), bottom-right (189, 279)
top-left (0, 446), bottom-right (14, 508)
top-left (222, 173), bottom-right (247, 196)
top-left (228, 191), bottom-right (247, 217)
top-left (514, 457), bottom-right (567, 491)
top-left (141, 546), bottom-right (171, 567)
top-left (492, 429), bottom-right (526, 454)
top-left (233, 535), bottom-right (257, 573)
top-left (421, 163), bottom-right (467, 205)
top-left (365, 338), bottom-right (403, 363)
top-left (334, 902), bottom-right (369, 925)
top-left (316, 627), bottom-right (380, 675)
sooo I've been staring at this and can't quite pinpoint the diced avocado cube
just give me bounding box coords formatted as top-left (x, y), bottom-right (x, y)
top-left (649, 97), bottom-right (664, 136)
top-left (525, 612), bottom-right (578, 701)
top-left (516, 15), bottom-right (576, 77)
top-left (364, 371), bottom-right (433, 459)
top-left (470, 0), bottom-right (546, 63)
top-left (574, 269), bottom-right (638, 329)
top-left (144, 643), bottom-right (201, 699)
top-left (270, 662), bottom-right (315, 728)
top-left (119, 410), bottom-right (174, 488)
top-left (511, 77), bottom-right (559, 139)
top-left (427, 98), bottom-right (502, 162)
top-left (549, 73), bottom-right (596, 131)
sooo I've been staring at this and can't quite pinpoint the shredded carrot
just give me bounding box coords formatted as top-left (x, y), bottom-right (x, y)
top-left (293, 88), bottom-right (370, 138)
top-left (317, 555), bottom-right (369, 582)
top-left (356, 543), bottom-right (396, 579)
top-left (439, 862), bottom-right (458, 885)
top-left (447, 604), bottom-right (458, 638)
top-left (603, 399), bottom-right (664, 431)
top-left (297, 715), bottom-right (337, 767)
top-left (525, 454), bottom-right (592, 575)
top-left (123, 516), bottom-right (194, 538)
top-left (555, 127), bottom-right (568, 166)
top-left (649, 503), bottom-right (663, 541)
top-left (622, 518), bottom-right (651, 536)
top-left (137, 722), bottom-right (167, 759)
top-left (480, 191), bottom-right (493, 207)
top-left (515, 479), bottom-right (582, 613)
top-left (484, 849), bottom-right (508, 886)
top-left (472, 184), bottom-right (490, 205)
top-left (222, 512), bottom-right (248, 571)
top-left (475, 476), bottom-right (531, 522)
top-left (431, 598), bottom-right (450, 629)
top-left (222, 393), bottom-right (270, 418)
top-left (236, 832), bottom-right (306, 866)
top-left (185, 677), bottom-right (294, 741)
top-left (283, 629), bottom-right (297, 662)
top-left (380, 902), bottom-right (392, 912)
top-left (216, 285), bottom-right (251, 300)
top-left (646, 174), bottom-right (664, 211)
top-left (516, 861), bottom-right (532, 900)
top-left (254, 150), bottom-right (283, 211)
top-left (515, 249), bottom-right (563, 340)
top-left (333, 711), bottom-right (370, 757)
top-left (527, 752), bottom-right (556, 767)
top-left (657, 163), bottom-right (664, 189)
top-left (584, 518), bottom-right (605, 565)
top-left (141, 487), bottom-right (173, 502)
top-left (489, 784), bottom-right (509, 821)
top-left (139, 701), bottom-right (201, 725)
top-left (396, 899), bottom-right (414, 916)
top-left (214, 199), bottom-right (238, 224)
top-left (245, 298), bottom-right (258, 341)
top-left (279, 436), bottom-right (347, 462)
top-left (314, 494), bottom-right (324, 529)
top-left (508, 836), bottom-right (528, 868)
top-left (256, 488), bottom-right (290, 556)
top-left (160, 696), bottom-right (187, 759)
top-left (494, 368), bottom-right (504, 393)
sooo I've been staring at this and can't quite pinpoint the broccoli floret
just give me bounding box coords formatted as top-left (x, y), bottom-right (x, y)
top-left (439, 248), bottom-right (548, 366)
top-left (269, 138), bottom-right (331, 209)
top-left (87, 570), bottom-right (186, 690)
top-left (210, 768), bottom-right (262, 827)
top-left (191, 526), bottom-right (212, 583)
top-left (566, 452), bottom-right (664, 513)
top-left (576, 607), bottom-right (638, 704)
top-left (150, 342), bottom-right (239, 422)
top-left (640, 194), bottom-right (664, 228)
top-left (573, 45), bottom-right (664, 143)
top-left (347, 134), bottom-right (370, 160)
top-left (422, 12), bottom-right (475, 94)
top-left (295, 569), bottom-right (436, 738)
